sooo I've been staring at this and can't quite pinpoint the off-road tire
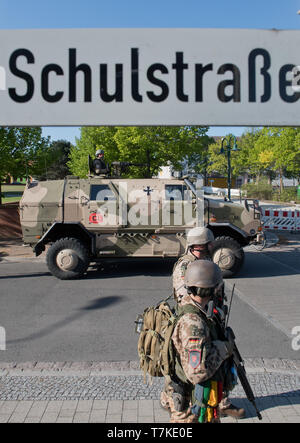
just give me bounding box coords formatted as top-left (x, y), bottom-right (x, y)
top-left (210, 236), bottom-right (244, 278)
top-left (46, 237), bottom-right (90, 280)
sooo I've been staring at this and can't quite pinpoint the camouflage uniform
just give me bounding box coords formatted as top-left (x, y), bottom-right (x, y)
top-left (162, 240), bottom-right (232, 421)
top-left (172, 251), bottom-right (211, 302)
top-left (161, 247), bottom-right (211, 419)
top-left (171, 250), bottom-right (232, 412)
top-left (161, 293), bottom-right (231, 423)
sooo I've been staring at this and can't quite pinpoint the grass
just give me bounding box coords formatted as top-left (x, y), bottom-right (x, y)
top-left (2, 196), bottom-right (22, 204)
top-left (1, 184), bottom-right (25, 193)
top-left (1, 183), bottom-right (25, 204)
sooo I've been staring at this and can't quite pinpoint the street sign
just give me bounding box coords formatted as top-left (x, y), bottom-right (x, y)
top-left (0, 28), bottom-right (300, 126)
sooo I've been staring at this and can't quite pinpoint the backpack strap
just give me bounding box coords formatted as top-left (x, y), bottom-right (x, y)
top-left (176, 303), bottom-right (207, 320)
top-left (176, 303), bottom-right (218, 339)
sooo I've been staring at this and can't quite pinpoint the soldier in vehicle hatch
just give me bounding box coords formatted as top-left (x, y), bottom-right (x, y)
top-left (92, 148), bottom-right (110, 175)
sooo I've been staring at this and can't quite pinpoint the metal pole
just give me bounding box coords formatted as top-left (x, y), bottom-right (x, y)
top-left (227, 145), bottom-right (231, 201)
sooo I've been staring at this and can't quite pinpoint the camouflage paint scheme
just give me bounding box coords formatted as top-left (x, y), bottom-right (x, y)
top-left (19, 180), bottom-right (64, 244)
top-left (19, 176), bottom-right (261, 259)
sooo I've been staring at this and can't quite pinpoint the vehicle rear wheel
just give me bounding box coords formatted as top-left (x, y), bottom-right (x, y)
top-left (46, 237), bottom-right (90, 280)
top-left (210, 236), bottom-right (244, 278)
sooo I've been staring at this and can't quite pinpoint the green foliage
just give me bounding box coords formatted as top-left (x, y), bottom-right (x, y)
top-left (68, 126), bottom-right (211, 178)
top-left (0, 127), bottom-right (50, 204)
top-left (241, 179), bottom-right (273, 200)
top-left (68, 127), bottom-right (119, 177)
top-left (206, 127), bottom-right (300, 192)
top-left (0, 127), bottom-right (51, 180)
top-left (206, 134), bottom-right (244, 177)
top-left (0, 127), bottom-right (16, 181)
top-left (242, 181), bottom-right (300, 203)
top-left (37, 140), bottom-right (72, 180)
top-left (272, 187), bottom-right (300, 203)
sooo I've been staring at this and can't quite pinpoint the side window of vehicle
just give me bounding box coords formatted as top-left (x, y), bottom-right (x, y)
top-left (165, 185), bottom-right (190, 201)
top-left (90, 185), bottom-right (116, 201)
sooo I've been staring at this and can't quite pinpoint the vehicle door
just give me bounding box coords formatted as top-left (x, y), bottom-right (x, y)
top-left (80, 180), bottom-right (119, 230)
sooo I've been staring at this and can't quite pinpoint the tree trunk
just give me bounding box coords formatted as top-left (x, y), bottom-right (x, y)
top-left (279, 169), bottom-right (284, 194)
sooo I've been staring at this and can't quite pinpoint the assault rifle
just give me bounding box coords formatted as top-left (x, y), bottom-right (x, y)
top-left (207, 286), bottom-right (262, 421)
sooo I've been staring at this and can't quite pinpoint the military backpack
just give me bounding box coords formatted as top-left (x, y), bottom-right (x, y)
top-left (136, 298), bottom-right (200, 381)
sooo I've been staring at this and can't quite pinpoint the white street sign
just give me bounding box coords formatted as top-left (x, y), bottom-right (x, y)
top-left (0, 28), bottom-right (299, 126)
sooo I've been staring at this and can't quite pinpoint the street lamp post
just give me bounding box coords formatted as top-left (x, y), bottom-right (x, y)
top-left (220, 134), bottom-right (239, 201)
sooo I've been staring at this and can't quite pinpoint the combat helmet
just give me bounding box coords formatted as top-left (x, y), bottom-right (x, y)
top-left (95, 148), bottom-right (104, 156)
top-left (185, 227), bottom-right (214, 252)
top-left (184, 260), bottom-right (223, 295)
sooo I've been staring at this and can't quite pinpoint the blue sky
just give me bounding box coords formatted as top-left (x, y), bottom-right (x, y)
top-left (1, 0), bottom-right (300, 144)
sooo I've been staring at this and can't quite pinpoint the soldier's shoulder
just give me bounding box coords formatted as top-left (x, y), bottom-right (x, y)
top-left (175, 311), bottom-right (207, 339)
top-left (174, 254), bottom-right (194, 270)
top-left (177, 304), bottom-right (206, 326)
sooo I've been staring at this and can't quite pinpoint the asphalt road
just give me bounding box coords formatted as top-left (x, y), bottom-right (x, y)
top-left (0, 245), bottom-right (299, 362)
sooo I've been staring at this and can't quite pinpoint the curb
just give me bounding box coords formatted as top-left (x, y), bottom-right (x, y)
top-left (0, 359), bottom-right (299, 376)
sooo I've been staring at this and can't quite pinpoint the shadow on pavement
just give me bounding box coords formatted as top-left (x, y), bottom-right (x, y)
top-left (0, 259), bottom-right (175, 280)
top-left (1, 248), bottom-right (299, 280)
top-left (231, 390), bottom-right (300, 419)
top-left (0, 272), bottom-right (51, 280)
top-left (85, 258), bottom-right (176, 280)
top-left (6, 296), bottom-right (125, 345)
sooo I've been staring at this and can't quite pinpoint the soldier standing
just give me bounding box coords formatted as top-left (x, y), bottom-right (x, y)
top-left (172, 227), bottom-right (214, 303)
top-left (161, 226), bottom-right (245, 419)
top-left (162, 260), bottom-right (237, 423)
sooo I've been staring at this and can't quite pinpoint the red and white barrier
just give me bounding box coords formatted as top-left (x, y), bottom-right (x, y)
top-left (261, 208), bottom-right (300, 231)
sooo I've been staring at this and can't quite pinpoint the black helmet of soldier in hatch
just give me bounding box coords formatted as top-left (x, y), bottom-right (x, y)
top-left (95, 149), bottom-right (104, 156)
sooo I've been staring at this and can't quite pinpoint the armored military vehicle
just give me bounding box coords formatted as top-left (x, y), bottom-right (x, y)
top-left (19, 172), bottom-right (263, 280)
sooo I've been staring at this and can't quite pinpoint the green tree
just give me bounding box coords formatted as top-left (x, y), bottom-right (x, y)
top-left (206, 134), bottom-right (244, 179)
top-left (68, 126), bottom-right (211, 178)
top-left (68, 127), bottom-right (119, 177)
top-left (114, 126), bottom-right (210, 178)
top-left (0, 127), bottom-right (49, 204)
top-left (9, 127), bottom-right (50, 180)
top-left (0, 127), bottom-right (16, 204)
top-left (181, 130), bottom-right (215, 181)
top-left (235, 128), bottom-right (262, 180)
top-left (254, 127), bottom-right (300, 192)
top-left (37, 140), bottom-right (73, 180)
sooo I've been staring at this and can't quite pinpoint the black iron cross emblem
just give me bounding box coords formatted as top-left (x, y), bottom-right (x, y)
top-left (143, 186), bottom-right (153, 196)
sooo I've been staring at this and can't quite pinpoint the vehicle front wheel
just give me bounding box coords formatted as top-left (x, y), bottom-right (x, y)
top-left (46, 237), bottom-right (90, 280)
top-left (210, 236), bottom-right (244, 278)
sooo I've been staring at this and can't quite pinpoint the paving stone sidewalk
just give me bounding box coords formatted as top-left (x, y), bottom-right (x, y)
top-left (0, 359), bottom-right (299, 423)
